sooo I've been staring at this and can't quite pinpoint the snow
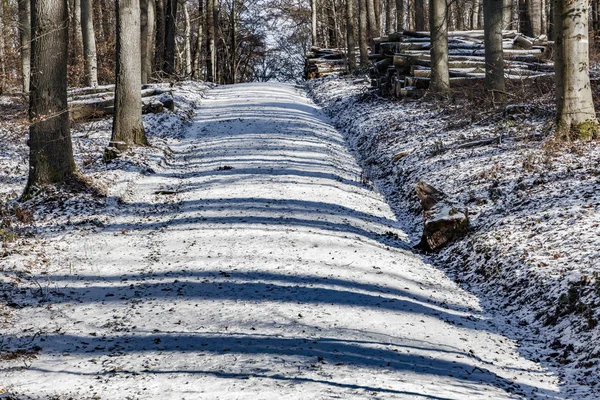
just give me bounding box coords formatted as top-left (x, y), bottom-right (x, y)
top-left (307, 75), bottom-right (600, 398)
top-left (0, 81), bottom-right (577, 398)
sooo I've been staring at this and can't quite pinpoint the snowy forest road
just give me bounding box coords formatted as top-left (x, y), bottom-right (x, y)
top-left (2, 83), bottom-right (561, 399)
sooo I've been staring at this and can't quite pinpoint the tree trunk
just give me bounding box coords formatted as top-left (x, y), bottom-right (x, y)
top-left (17, 0), bottom-right (31, 93)
top-left (429, 0), bottom-right (449, 94)
top-left (385, 0), bottom-right (393, 33)
top-left (81, 0), bottom-right (98, 86)
top-left (206, 0), bottom-right (216, 81)
top-left (192, 0), bottom-right (203, 79)
top-left (554, 0), bottom-right (598, 139)
top-left (111, 0), bottom-right (147, 150)
top-left (311, 0), bottom-right (318, 46)
top-left (527, 0), bottom-right (542, 36)
top-left (72, 0), bottom-right (84, 61)
top-left (163, 0), bottom-right (178, 75)
top-left (183, 0), bottom-right (192, 77)
top-left (27, 0), bottom-right (75, 195)
top-left (100, 0), bottom-right (112, 41)
top-left (155, 0), bottom-right (166, 72)
top-left (483, 0), bottom-right (505, 102)
top-left (358, 0), bottom-right (369, 66)
top-left (140, 0), bottom-right (155, 83)
top-left (502, 0), bottom-right (511, 29)
top-left (366, 0), bottom-right (378, 38)
top-left (346, 0), bottom-right (356, 71)
top-left (396, 0), bottom-right (404, 31)
top-left (470, 0), bottom-right (480, 29)
top-left (415, 0), bottom-right (425, 31)
top-left (230, 0), bottom-right (237, 83)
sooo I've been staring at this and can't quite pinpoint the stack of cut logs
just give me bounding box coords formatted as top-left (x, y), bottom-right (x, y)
top-left (304, 47), bottom-right (348, 79)
top-left (68, 83), bottom-right (174, 122)
top-left (370, 30), bottom-right (554, 97)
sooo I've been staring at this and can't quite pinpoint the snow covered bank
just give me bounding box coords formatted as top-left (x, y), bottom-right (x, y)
top-left (307, 76), bottom-right (600, 397)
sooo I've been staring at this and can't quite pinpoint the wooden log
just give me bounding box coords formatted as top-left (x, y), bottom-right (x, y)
top-left (513, 34), bottom-right (533, 50)
top-left (414, 181), bottom-right (469, 252)
top-left (69, 93), bottom-right (174, 121)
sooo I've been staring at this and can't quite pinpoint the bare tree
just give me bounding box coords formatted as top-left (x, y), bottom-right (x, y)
top-left (358, 0), bottom-right (369, 66)
top-left (207, 0), bottom-right (217, 81)
top-left (164, 0), bottom-right (178, 74)
top-left (311, 0), bottom-right (318, 46)
top-left (366, 0), bottom-right (378, 38)
top-left (183, 0), bottom-right (192, 77)
top-left (81, 0), bottom-right (98, 86)
top-left (110, 0), bottom-right (148, 151)
top-left (385, 0), bottom-right (393, 33)
top-left (414, 0), bottom-right (425, 30)
top-left (502, 0), bottom-right (512, 28)
top-left (554, 0), bottom-right (598, 139)
top-left (483, 0), bottom-right (505, 102)
top-left (429, 0), bottom-right (449, 94)
top-left (17, 0), bottom-right (31, 93)
top-left (192, 0), bottom-right (204, 79)
top-left (26, 0), bottom-right (76, 196)
top-left (141, 0), bottom-right (155, 83)
top-left (396, 0), bottom-right (404, 31)
top-left (346, 0), bottom-right (356, 71)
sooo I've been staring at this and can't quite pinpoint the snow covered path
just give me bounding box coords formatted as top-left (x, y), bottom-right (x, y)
top-left (2, 83), bottom-right (561, 399)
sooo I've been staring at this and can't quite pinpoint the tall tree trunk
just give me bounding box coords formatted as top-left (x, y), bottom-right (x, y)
top-left (396, 0), bottom-right (404, 31)
top-left (471, 0), bottom-right (480, 29)
top-left (17, 0), bottom-right (31, 93)
top-left (455, 0), bottom-right (465, 30)
top-left (72, 0), bottom-right (84, 60)
top-left (311, 0), bottom-right (318, 46)
top-left (163, 0), bottom-right (178, 75)
top-left (93, 0), bottom-right (104, 42)
top-left (111, 0), bottom-right (147, 150)
top-left (27, 0), bottom-right (75, 195)
top-left (230, 0), bottom-right (236, 83)
top-left (155, 0), bottom-right (166, 72)
top-left (502, 0), bottom-right (512, 29)
top-left (527, 0), bottom-right (542, 36)
top-left (99, 0), bottom-right (112, 41)
top-left (483, 0), bottom-right (505, 102)
top-left (206, 0), bottom-right (216, 81)
top-left (140, 0), bottom-right (155, 83)
top-left (554, 0), bottom-right (598, 139)
top-left (385, 0), bottom-right (393, 33)
top-left (192, 0), bottom-right (203, 79)
top-left (81, 0), bottom-right (98, 86)
top-left (366, 0), bottom-right (378, 38)
top-left (414, 0), bottom-right (425, 30)
top-left (430, 0), bottom-right (449, 94)
top-left (358, 0), bottom-right (369, 66)
top-left (183, 0), bottom-right (192, 77)
top-left (346, 0), bottom-right (356, 71)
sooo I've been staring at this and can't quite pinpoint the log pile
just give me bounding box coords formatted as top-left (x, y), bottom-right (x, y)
top-left (68, 83), bottom-right (174, 121)
top-left (368, 30), bottom-right (554, 97)
top-left (304, 47), bottom-right (348, 79)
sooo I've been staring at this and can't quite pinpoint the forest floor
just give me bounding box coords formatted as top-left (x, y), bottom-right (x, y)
top-left (0, 81), bottom-right (595, 399)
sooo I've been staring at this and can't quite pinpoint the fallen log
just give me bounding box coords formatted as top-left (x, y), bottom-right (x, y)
top-left (414, 181), bottom-right (469, 252)
top-left (69, 93), bottom-right (174, 121)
